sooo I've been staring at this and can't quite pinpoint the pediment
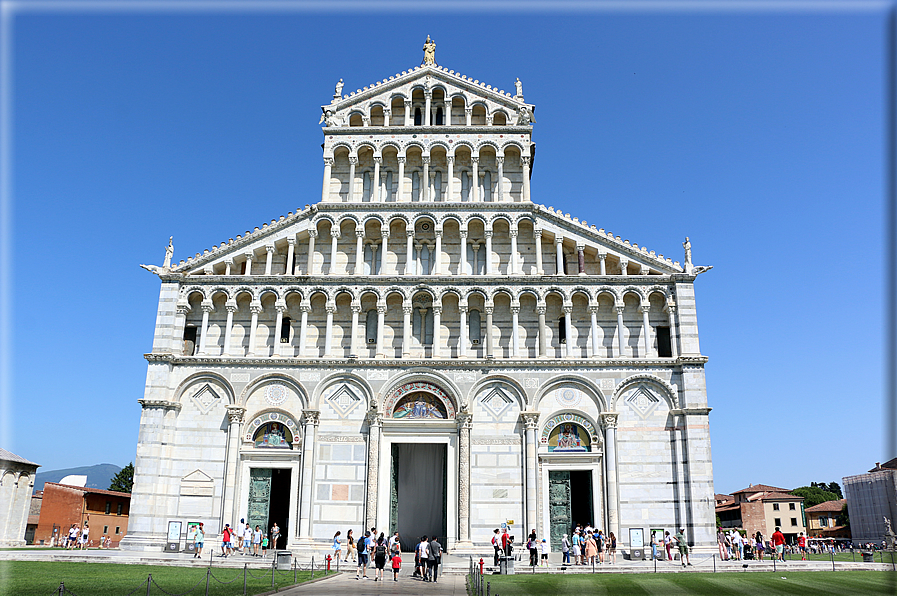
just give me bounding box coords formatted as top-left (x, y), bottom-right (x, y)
top-left (182, 469), bottom-right (213, 483)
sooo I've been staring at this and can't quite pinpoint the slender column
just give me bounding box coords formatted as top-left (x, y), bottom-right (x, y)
top-left (248, 300), bottom-right (262, 356)
top-left (264, 245), bottom-right (275, 275)
top-left (522, 156), bottom-right (531, 202)
top-left (471, 245), bottom-right (480, 276)
top-left (424, 92), bottom-right (431, 126)
top-left (422, 157), bottom-right (430, 202)
top-left (198, 300), bottom-right (213, 355)
top-left (306, 231), bottom-right (317, 275)
top-left (496, 156), bottom-right (504, 202)
top-left (348, 157), bottom-right (357, 202)
top-left (470, 157), bottom-right (479, 202)
top-left (432, 305), bottom-right (442, 357)
top-left (370, 245), bottom-right (379, 276)
top-left (555, 237), bottom-right (564, 275)
top-left (376, 303), bottom-right (386, 358)
top-left (589, 305), bottom-right (600, 358)
top-left (434, 229), bottom-right (442, 275)
top-left (457, 410), bottom-right (472, 545)
top-left (324, 303), bottom-right (335, 357)
top-left (521, 412), bottom-right (540, 539)
top-left (372, 157), bottom-right (381, 203)
top-left (405, 230), bottom-right (415, 275)
top-left (443, 102), bottom-right (450, 127)
top-left (350, 303), bottom-right (361, 357)
top-left (666, 303), bottom-right (679, 359)
top-left (329, 229), bottom-right (340, 275)
top-left (446, 156), bottom-right (454, 202)
top-left (414, 244), bottom-right (423, 276)
top-left (417, 308), bottom-right (428, 345)
top-left (403, 100), bottom-right (411, 126)
top-left (537, 305), bottom-right (547, 358)
top-left (511, 305), bottom-right (520, 357)
top-left (459, 230), bottom-right (468, 275)
top-left (509, 229), bottom-right (519, 275)
top-left (576, 244), bottom-right (585, 275)
top-left (534, 228), bottom-right (544, 275)
top-left (223, 300), bottom-right (236, 355)
top-left (285, 237), bottom-right (295, 275)
top-left (354, 230), bottom-right (365, 274)
top-left (619, 258), bottom-right (629, 276)
top-left (384, 108), bottom-right (391, 126)
top-left (298, 410), bottom-right (320, 539)
top-left (603, 413), bottom-right (620, 538)
top-left (459, 304), bottom-right (468, 358)
top-left (564, 305), bottom-right (574, 358)
top-left (484, 231), bottom-right (493, 275)
top-left (380, 230), bottom-right (390, 275)
top-left (364, 411), bottom-right (381, 530)
top-left (397, 157), bottom-right (406, 202)
top-left (243, 253), bottom-right (253, 276)
top-left (273, 302), bottom-right (286, 357)
top-left (298, 303), bottom-right (310, 357)
top-left (465, 107), bottom-right (472, 126)
top-left (222, 407), bottom-right (245, 531)
top-left (321, 157), bottom-right (333, 203)
top-left (615, 305), bottom-right (626, 357)
top-left (598, 252), bottom-right (607, 276)
top-left (402, 305), bottom-right (412, 358)
top-left (174, 303), bottom-right (190, 354)
top-left (224, 259), bottom-right (233, 276)
top-left (485, 304), bottom-right (494, 358)
top-left (641, 305), bottom-right (652, 358)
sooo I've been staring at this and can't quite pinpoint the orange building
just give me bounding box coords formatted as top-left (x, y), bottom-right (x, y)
top-left (34, 483), bottom-right (130, 547)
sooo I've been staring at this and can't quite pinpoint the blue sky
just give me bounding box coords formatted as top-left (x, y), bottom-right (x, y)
top-left (2, 2), bottom-right (891, 494)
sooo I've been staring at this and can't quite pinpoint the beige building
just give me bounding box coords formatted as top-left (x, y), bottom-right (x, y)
top-left (716, 484), bottom-right (806, 542)
top-left (805, 498), bottom-right (848, 538)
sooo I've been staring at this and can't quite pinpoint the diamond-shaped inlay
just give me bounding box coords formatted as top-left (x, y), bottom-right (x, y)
top-left (626, 385), bottom-right (660, 419)
top-left (326, 384), bottom-right (361, 418)
top-left (480, 386), bottom-right (513, 419)
top-left (191, 384), bottom-right (221, 414)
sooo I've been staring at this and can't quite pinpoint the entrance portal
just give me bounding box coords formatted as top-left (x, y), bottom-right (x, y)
top-left (548, 470), bottom-right (593, 551)
top-left (247, 468), bottom-right (291, 549)
top-left (389, 444), bottom-right (447, 551)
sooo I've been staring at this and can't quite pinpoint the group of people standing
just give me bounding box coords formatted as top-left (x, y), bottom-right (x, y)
top-left (559, 525), bottom-right (617, 566)
top-left (333, 527), bottom-right (442, 583)
top-left (214, 519), bottom-right (280, 559)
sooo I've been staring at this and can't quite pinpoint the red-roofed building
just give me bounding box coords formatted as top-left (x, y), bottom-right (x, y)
top-left (34, 482), bottom-right (130, 547)
top-left (805, 499), bottom-right (849, 538)
top-left (715, 484), bottom-right (806, 543)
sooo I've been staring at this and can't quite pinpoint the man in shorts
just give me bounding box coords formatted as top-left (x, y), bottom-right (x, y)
top-left (355, 531), bottom-right (370, 580)
top-left (772, 526), bottom-right (786, 562)
top-left (674, 528), bottom-right (692, 566)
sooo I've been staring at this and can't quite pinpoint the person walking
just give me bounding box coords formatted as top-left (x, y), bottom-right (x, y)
top-left (261, 534), bottom-right (268, 557)
top-left (772, 527), bottom-right (786, 562)
top-left (798, 532), bottom-right (807, 560)
top-left (270, 523), bottom-right (280, 551)
top-left (492, 529), bottom-right (502, 566)
top-left (717, 527), bottom-right (728, 560)
top-left (391, 549), bottom-right (402, 582)
top-left (345, 529), bottom-right (356, 562)
top-left (608, 532), bottom-right (617, 564)
top-left (428, 535), bottom-right (443, 582)
top-left (220, 524), bottom-right (231, 558)
top-left (252, 525), bottom-right (262, 556)
top-left (193, 523), bottom-right (205, 559)
top-left (572, 529), bottom-right (582, 564)
top-left (584, 531), bottom-right (597, 565)
top-left (527, 529), bottom-right (538, 566)
top-left (79, 524), bottom-right (89, 550)
top-left (755, 531), bottom-right (764, 561)
top-left (561, 533), bottom-right (570, 564)
top-left (596, 530), bottom-right (605, 563)
top-left (355, 531), bottom-right (370, 580)
top-left (374, 536), bottom-right (388, 581)
top-left (674, 528), bottom-right (692, 566)
top-left (417, 535), bottom-right (430, 580)
top-left (388, 532), bottom-right (400, 554)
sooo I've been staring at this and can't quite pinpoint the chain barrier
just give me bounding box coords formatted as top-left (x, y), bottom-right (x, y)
top-left (245, 565), bottom-right (271, 579)
top-left (124, 578), bottom-right (150, 596)
top-left (150, 572), bottom-right (208, 596)
top-left (208, 568), bottom-right (243, 585)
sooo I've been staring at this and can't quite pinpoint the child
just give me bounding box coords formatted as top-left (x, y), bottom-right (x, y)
top-left (261, 534), bottom-right (268, 557)
top-left (391, 551), bottom-right (402, 582)
top-left (540, 538), bottom-right (549, 566)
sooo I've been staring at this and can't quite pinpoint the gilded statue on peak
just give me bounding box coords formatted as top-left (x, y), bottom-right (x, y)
top-left (422, 35), bottom-right (436, 66)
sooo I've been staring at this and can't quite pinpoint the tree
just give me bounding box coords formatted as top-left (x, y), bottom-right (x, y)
top-left (791, 486), bottom-right (839, 508)
top-left (810, 481), bottom-right (843, 498)
top-left (109, 462), bottom-right (134, 493)
top-left (836, 502), bottom-right (850, 529)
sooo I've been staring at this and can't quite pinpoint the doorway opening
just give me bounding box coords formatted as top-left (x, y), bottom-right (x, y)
top-left (548, 470), bottom-right (594, 551)
top-left (247, 468), bottom-right (291, 550)
top-left (389, 443), bottom-right (447, 551)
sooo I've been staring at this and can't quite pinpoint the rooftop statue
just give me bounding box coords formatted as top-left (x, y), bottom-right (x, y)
top-left (683, 237), bottom-right (693, 273)
top-left (516, 106), bottom-right (536, 125)
top-left (163, 236), bottom-right (174, 268)
top-left (515, 77), bottom-right (523, 98)
top-left (319, 109), bottom-right (343, 127)
top-left (333, 78), bottom-right (344, 101)
top-left (423, 35), bottom-right (436, 66)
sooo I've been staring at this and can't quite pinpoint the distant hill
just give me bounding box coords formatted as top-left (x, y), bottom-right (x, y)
top-left (34, 464), bottom-right (122, 492)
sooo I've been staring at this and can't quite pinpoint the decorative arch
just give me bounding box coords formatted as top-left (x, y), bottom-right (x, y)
top-left (239, 373), bottom-right (309, 409)
top-left (380, 371), bottom-right (461, 419)
top-left (612, 374), bottom-right (678, 411)
top-left (385, 381), bottom-right (455, 420)
top-left (540, 412), bottom-right (601, 452)
top-left (451, 140), bottom-right (475, 156)
top-left (475, 140), bottom-right (500, 153)
top-left (620, 286), bottom-right (646, 302)
top-left (314, 372), bottom-right (375, 414)
top-left (174, 372), bottom-right (236, 407)
top-left (534, 375), bottom-right (607, 412)
top-left (243, 409), bottom-right (301, 449)
top-left (468, 375), bottom-right (527, 411)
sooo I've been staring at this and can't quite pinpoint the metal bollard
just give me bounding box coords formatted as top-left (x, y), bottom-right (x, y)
top-left (271, 557), bottom-right (276, 588)
top-left (487, 581), bottom-right (491, 596)
top-left (146, 574), bottom-right (152, 596)
top-left (312, 555), bottom-right (315, 580)
top-left (832, 550), bottom-right (835, 571)
top-left (713, 554), bottom-right (716, 573)
top-left (58, 582), bottom-right (64, 596)
top-left (243, 564), bottom-right (247, 595)
top-left (205, 567), bottom-right (211, 596)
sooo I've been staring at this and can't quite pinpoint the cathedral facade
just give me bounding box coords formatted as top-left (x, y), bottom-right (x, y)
top-left (124, 45), bottom-right (716, 554)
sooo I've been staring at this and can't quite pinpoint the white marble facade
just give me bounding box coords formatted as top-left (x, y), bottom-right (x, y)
top-left (123, 50), bottom-right (716, 555)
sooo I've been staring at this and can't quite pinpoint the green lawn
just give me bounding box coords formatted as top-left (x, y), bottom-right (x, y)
top-left (0, 561), bottom-right (327, 596)
top-left (482, 571), bottom-right (896, 596)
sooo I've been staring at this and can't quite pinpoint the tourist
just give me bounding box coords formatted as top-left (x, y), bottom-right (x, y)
top-left (772, 526), bottom-right (786, 562)
top-left (608, 532), bottom-right (617, 564)
top-left (561, 533), bottom-right (570, 564)
top-left (651, 531), bottom-right (658, 561)
top-left (220, 524), bottom-right (231, 558)
top-left (596, 530), bottom-right (605, 563)
top-left (501, 528), bottom-right (510, 556)
top-left (717, 527), bottom-right (728, 560)
top-left (540, 538), bottom-right (549, 567)
top-left (243, 522), bottom-right (252, 554)
top-left (674, 528), bottom-right (692, 566)
top-left (374, 536), bottom-right (388, 581)
top-left (428, 535), bottom-right (443, 582)
top-left (261, 534), bottom-right (268, 557)
top-left (67, 524), bottom-right (79, 550)
top-left (79, 524), bottom-right (89, 550)
top-left (332, 531), bottom-right (342, 561)
top-left (252, 525), bottom-right (261, 556)
top-left (417, 535), bottom-right (430, 580)
top-left (664, 530), bottom-right (673, 562)
top-left (493, 529), bottom-right (502, 566)
top-left (389, 531), bottom-right (400, 554)
top-left (754, 531), bottom-right (764, 561)
top-left (584, 531), bottom-right (597, 565)
top-left (527, 529), bottom-right (538, 566)
top-left (572, 530), bottom-right (581, 564)
top-left (345, 529), bottom-right (355, 562)
top-left (270, 523), bottom-right (280, 551)
top-left (391, 549), bottom-right (402, 582)
top-left (355, 531), bottom-right (370, 580)
top-left (797, 532), bottom-right (807, 560)
top-left (193, 523), bottom-right (204, 559)
top-left (235, 519), bottom-right (244, 553)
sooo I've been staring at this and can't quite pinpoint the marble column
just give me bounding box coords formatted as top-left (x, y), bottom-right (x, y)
top-left (422, 157), bottom-right (430, 202)
top-left (470, 157), bottom-right (479, 202)
top-left (619, 258), bottom-right (628, 277)
top-left (509, 229), bottom-right (519, 275)
top-left (404, 100), bottom-right (411, 126)
top-left (306, 231), bottom-right (317, 275)
top-left (521, 411), bottom-right (540, 538)
top-left (472, 244), bottom-right (480, 275)
top-left (329, 229), bottom-right (340, 275)
top-left (174, 303), bottom-right (190, 353)
top-left (223, 299), bottom-right (237, 355)
top-left (602, 413), bottom-right (620, 538)
top-left (457, 410), bottom-right (473, 546)
top-left (418, 308), bottom-right (428, 345)
top-left (432, 305), bottom-right (442, 357)
top-left (405, 231), bottom-right (415, 275)
top-left (244, 253), bottom-right (253, 276)
top-left (348, 157), bottom-right (358, 202)
top-left (350, 303), bottom-right (361, 357)
top-left (484, 231), bottom-right (493, 275)
top-left (324, 303), bottom-right (335, 357)
top-left (285, 237), bottom-right (296, 275)
top-left (298, 303), bottom-right (310, 358)
top-left (511, 305), bottom-right (521, 357)
top-left (248, 300), bottom-right (262, 356)
top-left (534, 228), bottom-right (544, 275)
top-left (402, 305), bottom-right (412, 358)
top-left (372, 157), bottom-right (381, 203)
top-left (298, 410), bottom-right (320, 540)
top-left (376, 303), bottom-right (386, 358)
top-left (273, 301), bottom-right (286, 357)
top-left (355, 230), bottom-right (365, 274)
top-left (424, 92), bottom-right (432, 126)
top-left (459, 304), bottom-right (468, 358)
top-left (198, 299), bottom-right (213, 355)
top-left (414, 244), bottom-right (423, 276)
top-left (485, 304), bottom-right (494, 358)
top-left (537, 305), bottom-right (547, 358)
top-left (397, 157), bottom-right (406, 202)
top-left (264, 245), bottom-right (275, 275)
top-left (459, 230), bottom-right (468, 275)
top-left (434, 229), bottom-right (442, 275)
top-left (221, 406), bottom-right (246, 532)
top-left (615, 305), bottom-right (626, 357)
top-left (589, 306), bottom-right (600, 358)
top-left (598, 252), bottom-right (607, 276)
top-left (563, 305), bottom-right (574, 358)
top-left (666, 302), bottom-right (679, 359)
top-left (465, 107), bottom-right (472, 126)
top-left (321, 157), bottom-right (333, 203)
top-left (370, 245), bottom-right (379, 276)
top-left (224, 259), bottom-right (233, 276)
top-left (641, 305), bottom-right (652, 358)
top-left (496, 156), bottom-right (504, 202)
top-left (576, 244), bottom-right (585, 275)
top-left (522, 156), bottom-right (531, 202)
top-left (555, 237), bottom-right (565, 275)
top-left (365, 410), bottom-right (382, 530)
top-left (380, 230), bottom-right (390, 275)
top-left (446, 156), bottom-right (454, 202)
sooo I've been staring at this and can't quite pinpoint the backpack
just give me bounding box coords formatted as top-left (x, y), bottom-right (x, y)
top-left (376, 544), bottom-right (387, 558)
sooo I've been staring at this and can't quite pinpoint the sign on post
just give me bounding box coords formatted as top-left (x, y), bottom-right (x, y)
top-left (629, 527), bottom-right (645, 561)
top-left (165, 521), bottom-right (182, 553)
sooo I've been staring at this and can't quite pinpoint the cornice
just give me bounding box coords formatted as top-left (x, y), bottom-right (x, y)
top-left (137, 399), bottom-right (182, 411)
top-left (173, 273), bottom-right (685, 286)
top-left (324, 125), bottom-right (533, 136)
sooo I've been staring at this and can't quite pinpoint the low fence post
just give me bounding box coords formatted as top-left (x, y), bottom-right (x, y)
top-left (57, 582), bottom-right (64, 596)
top-left (487, 581), bottom-right (491, 596)
top-left (243, 563), bottom-right (247, 595)
top-left (146, 574), bottom-right (152, 596)
top-left (831, 550), bottom-right (835, 571)
top-left (271, 557), bottom-right (276, 588)
top-left (294, 557), bottom-right (297, 583)
top-left (713, 554), bottom-right (716, 573)
top-left (312, 556), bottom-right (315, 580)
top-left (205, 567), bottom-right (211, 596)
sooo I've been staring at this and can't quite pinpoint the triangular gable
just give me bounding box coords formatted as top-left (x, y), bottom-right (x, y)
top-left (182, 469), bottom-right (213, 483)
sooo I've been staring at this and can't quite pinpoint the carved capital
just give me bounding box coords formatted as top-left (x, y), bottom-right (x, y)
top-left (365, 408), bottom-right (382, 426)
top-left (422, 156), bottom-right (430, 165)
top-left (397, 156), bottom-right (406, 164)
top-left (225, 299), bottom-right (238, 313)
top-left (323, 157), bottom-right (334, 166)
top-left (536, 305), bottom-right (547, 315)
top-left (470, 156), bottom-right (479, 164)
top-left (601, 412), bottom-right (619, 429)
top-left (496, 156), bottom-right (504, 165)
top-left (521, 156), bottom-right (531, 165)
top-left (598, 252), bottom-right (607, 261)
top-left (563, 305), bottom-right (573, 314)
top-left (299, 303), bottom-right (312, 314)
top-left (520, 411), bottom-right (540, 430)
top-left (373, 156), bottom-right (382, 164)
top-left (406, 230), bottom-right (415, 238)
top-left (356, 229), bottom-right (365, 238)
top-left (640, 305), bottom-right (651, 313)
top-left (459, 230), bottom-right (468, 239)
top-left (403, 306), bottom-right (413, 315)
top-left (308, 230), bottom-right (318, 239)
top-left (201, 300), bottom-right (214, 313)
top-left (303, 409), bottom-right (321, 426)
top-left (446, 155), bottom-right (454, 164)
top-left (404, 100), bottom-right (412, 108)
top-left (348, 156), bottom-right (358, 165)
top-left (457, 409), bottom-right (472, 430)
top-left (588, 304), bottom-right (599, 314)
top-left (286, 236), bottom-right (296, 247)
top-left (484, 230), bottom-right (493, 239)
top-left (380, 230), bottom-right (390, 239)
top-left (465, 107), bottom-right (473, 114)
top-left (275, 300), bottom-right (287, 313)
top-left (615, 305), bottom-right (625, 315)
top-left (509, 229), bottom-right (518, 238)
top-left (511, 305), bottom-right (520, 315)
top-left (227, 406), bottom-right (246, 424)
top-left (325, 303), bottom-right (336, 314)
top-left (250, 301), bottom-right (263, 315)
top-left (331, 229), bottom-right (341, 239)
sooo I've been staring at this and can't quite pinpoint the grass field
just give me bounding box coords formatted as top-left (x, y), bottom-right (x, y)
top-left (482, 570), bottom-right (896, 595)
top-left (0, 561), bottom-right (324, 596)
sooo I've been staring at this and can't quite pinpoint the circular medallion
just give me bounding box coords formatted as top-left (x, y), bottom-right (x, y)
top-left (555, 388), bottom-right (582, 408)
top-left (265, 384), bottom-right (287, 406)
